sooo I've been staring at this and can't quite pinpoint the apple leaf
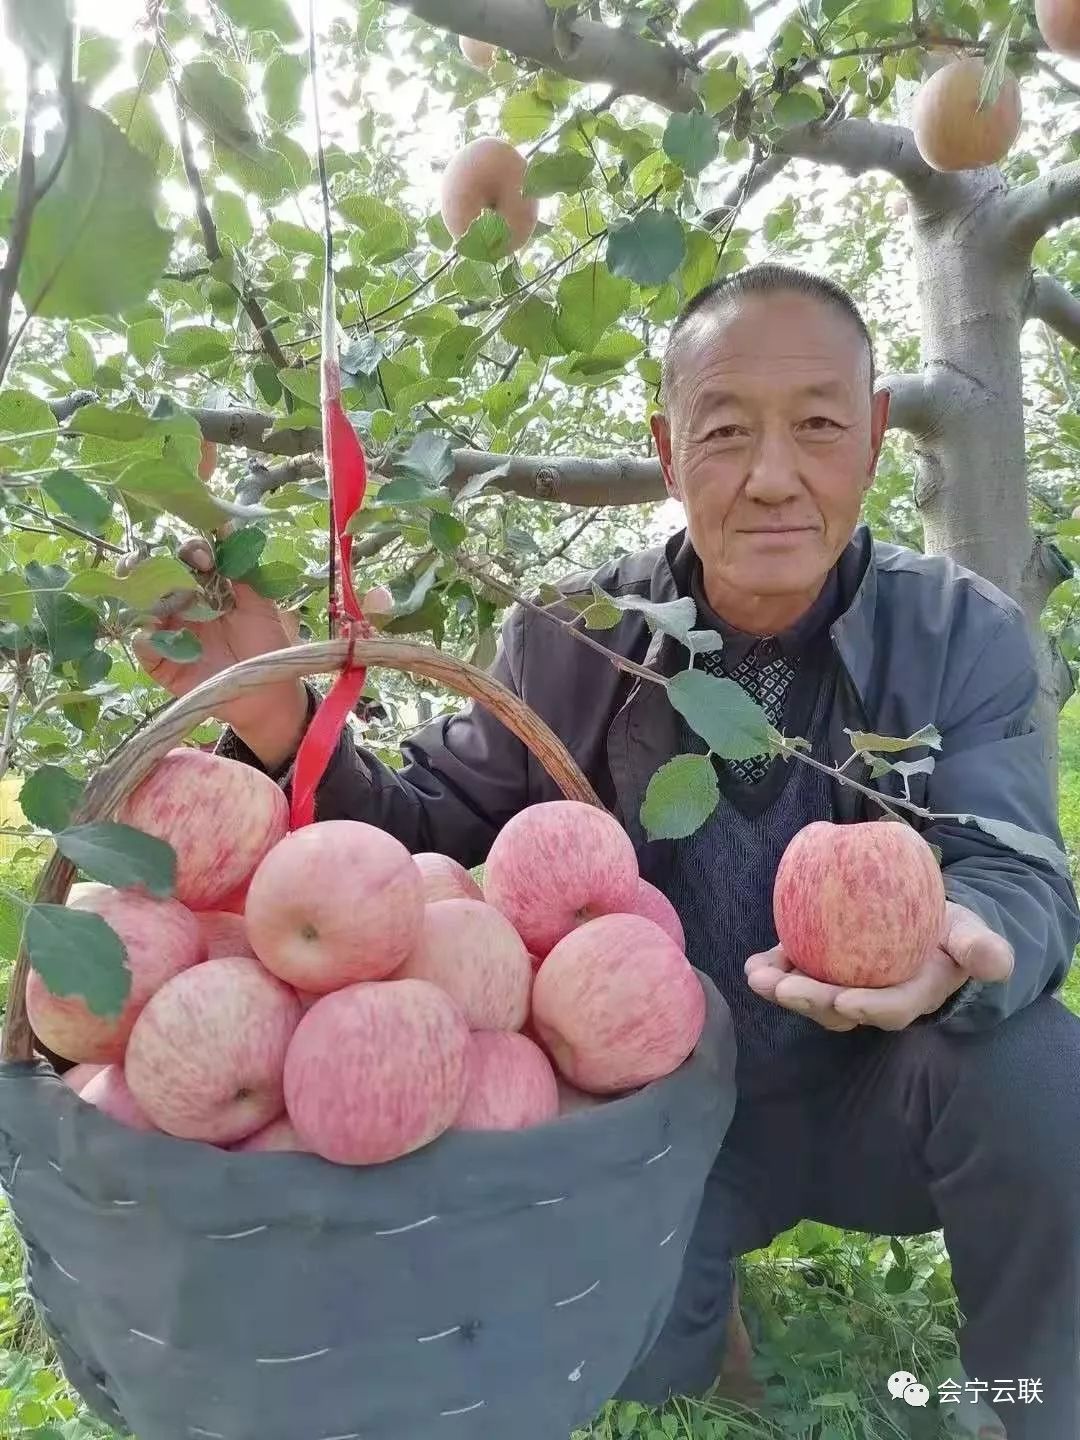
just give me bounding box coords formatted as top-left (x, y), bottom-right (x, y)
top-left (19, 766), bottom-right (85, 832)
top-left (54, 822), bottom-right (177, 897)
top-left (215, 526), bottom-right (267, 580)
top-left (25, 904), bottom-right (131, 1019)
top-left (148, 629), bottom-right (203, 664)
top-left (846, 724), bottom-right (942, 755)
top-left (606, 211), bottom-right (687, 287)
top-left (668, 669), bottom-right (776, 761)
top-left (663, 112), bottom-right (720, 177)
top-left (954, 816), bottom-right (1070, 876)
top-left (641, 754), bottom-right (720, 840)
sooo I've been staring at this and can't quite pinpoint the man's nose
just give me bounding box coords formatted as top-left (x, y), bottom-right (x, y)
top-left (744, 424), bottom-right (803, 504)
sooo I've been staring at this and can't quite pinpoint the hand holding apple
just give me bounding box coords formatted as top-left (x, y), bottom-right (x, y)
top-left (747, 902), bottom-right (1014, 1032)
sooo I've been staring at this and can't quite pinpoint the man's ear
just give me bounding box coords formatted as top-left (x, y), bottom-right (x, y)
top-left (651, 412), bottom-right (680, 500)
top-left (866, 387), bottom-right (891, 488)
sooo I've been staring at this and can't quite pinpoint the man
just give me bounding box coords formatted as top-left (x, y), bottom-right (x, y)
top-left (139, 265), bottom-right (1080, 1439)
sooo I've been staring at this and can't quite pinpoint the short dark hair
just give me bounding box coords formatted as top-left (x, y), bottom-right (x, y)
top-left (661, 262), bottom-right (876, 397)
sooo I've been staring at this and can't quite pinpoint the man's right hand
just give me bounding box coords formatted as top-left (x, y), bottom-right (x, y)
top-left (134, 538), bottom-right (309, 771)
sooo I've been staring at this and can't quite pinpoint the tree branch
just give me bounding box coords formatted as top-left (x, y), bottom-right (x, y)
top-left (391, 0), bottom-right (697, 111)
top-left (448, 450), bottom-right (664, 506)
top-left (775, 115), bottom-right (938, 197)
top-left (1028, 274), bottom-right (1080, 350)
top-left (878, 371), bottom-right (938, 435)
top-left (1000, 160), bottom-right (1080, 251)
top-left (0, 73), bottom-right (39, 384)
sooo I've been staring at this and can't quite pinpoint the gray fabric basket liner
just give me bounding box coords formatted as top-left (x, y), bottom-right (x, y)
top-left (0, 977), bottom-right (735, 1440)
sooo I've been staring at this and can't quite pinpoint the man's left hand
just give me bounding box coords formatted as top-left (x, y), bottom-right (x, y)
top-left (744, 902), bottom-right (1015, 1032)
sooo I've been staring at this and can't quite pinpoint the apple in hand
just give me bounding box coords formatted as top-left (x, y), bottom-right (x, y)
top-left (484, 801), bottom-right (640, 958)
top-left (284, 979), bottom-right (469, 1165)
top-left (453, 1031), bottom-right (558, 1131)
top-left (532, 914), bottom-right (706, 1094)
top-left (28, 884), bottom-right (205, 1064)
top-left (125, 956), bottom-right (301, 1145)
top-left (773, 820), bottom-right (946, 989)
top-left (245, 820), bottom-right (423, 993)
top-left (396, 898), bottom-right (532, 1030)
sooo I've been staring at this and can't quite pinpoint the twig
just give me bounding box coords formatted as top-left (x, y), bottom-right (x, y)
top-left (0, 669), bottom-right (27, 784)
top-left (11, 499), bottom-right (125, 555)
top-left (538, 507), bottom-right (602, 566)
top-left (1036, 57), bottom-right (1080, 100)
top-left (0, 72), bottom-right (39, 384)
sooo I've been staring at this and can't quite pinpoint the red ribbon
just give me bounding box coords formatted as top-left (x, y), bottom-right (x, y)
top-left (289, 282), bottom-right (372, 830)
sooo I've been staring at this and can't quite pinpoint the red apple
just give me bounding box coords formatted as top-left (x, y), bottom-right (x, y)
top-left (125, 956), bottom-right (301, 1144)
top-left (196, 909), bottom-right (257, 961)
top-left (396, 898), bottom-right (532, 1030)
top-left (118, 749), bottom-right (288, 910)
top-left (27, 884), bottom-right (206, 1063)
top-left (284, 979), bottom-right (469, 1165)
top-left (413, 852), bottom-right (483, 904)
top-left (213, 877), bottom-right (251, 916)
top-left (773, 820), bottom-right (946, 989)
top-left (454, 1031), bottom-right (558, 1131)
top-left (532, 914), bottom-right (706, 1094)
top-left (234, 1115), bottom-right (306, 1153)
top-left (61, 1062), bottom-right (105, 1095)
top-left (484, 801), bottom-right (640, 958)
top-left (80, 1065), bottom-right (155, 1132)
top-left (634, 879), bottom-right (686, 951)
top-left (245, 821), bottom-right (423, 993)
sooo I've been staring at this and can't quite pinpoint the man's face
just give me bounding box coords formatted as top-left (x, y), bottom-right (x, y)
top-left (652, 292), bottom-right (890, 620)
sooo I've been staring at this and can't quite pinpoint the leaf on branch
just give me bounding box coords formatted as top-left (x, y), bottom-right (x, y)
top-left (668, 669), bottom-right (776, 760)
top-left (25, 904), bottom-right (131, 1020)
top-left (641, 754), bottom-right (720, 841)
top-left (523, 149), bottom-right (595, 198)
top-left (26, 561), bottom-right (99, 662)
top-left (0, 101), bottom-right (170, 320)
top-left (429, 512), bottom-right (467, 554)
top-left (5, 0), bottom-right (71, 66)
top-left (688, 629), bottom-right (724, 656)
top-left (599, 589), bottom-right (698, 649)
top-left (0, 389), bottom-right (59, 470)
top-left (846, 723), bottom-right (942, 756)
top-left (42, 469), bottom-right (113, 534)
top-left (580, 594), bottom-right (622, 630)
top-left (67, 555), bottom-right (196, 611)
top-left (214, 527), bottom-right (267, 580)
top-left (606, 211), bottom-right (687, 287)
top-left (663, 112), bottom-right (720, 178)
top-left (683, 0), bottom-right (752, 41)
top-left (214, 0), bottom-right (300, 44)
top-left (454, 462), bottom-right (511, 505)
top-left (54, 822), bottom-right (177, 897)
top-left (148, 629), bottom-right (203, 663)
top-left (395, 430), bottom-right (456, 490)
top-left (866, 755), bottom-right (936, 783)
top-left (555, 266), bottom-right (634, 353)
top-left (19, 766), bottom-right (84, 832)
top-left (160, 325), bottom-right (233, 369)
top-left (978, 26), bottom-right (1012, 111)
top-left (341, 334), bottom-right (385, 379)
top-left (456, 212), bottom-right (514, 264)
top-left (114, 459), bottom-right (249, 531)
top-left (954, 815), bottom-right (1071, 876)
top-left (179, 61), bottom-right (259, 155)
top-left (67, 402), bottom-right (154, 441)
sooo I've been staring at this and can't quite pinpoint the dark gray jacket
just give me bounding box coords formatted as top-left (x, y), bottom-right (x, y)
top-left (237, 525), bottom-right (1078, 1034)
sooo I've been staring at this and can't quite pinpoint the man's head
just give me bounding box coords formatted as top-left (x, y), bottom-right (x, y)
top-left (653, 264), bottom-right (891, 632)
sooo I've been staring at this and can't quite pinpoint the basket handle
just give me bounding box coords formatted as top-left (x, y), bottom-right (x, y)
top-left (2, 638), bottom-right (604, 1064)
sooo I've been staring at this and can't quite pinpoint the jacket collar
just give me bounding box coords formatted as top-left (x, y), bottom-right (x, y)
top-left (650, 523), bottom-right (878, 709)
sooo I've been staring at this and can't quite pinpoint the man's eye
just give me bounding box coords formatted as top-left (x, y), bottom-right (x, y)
top-left (802, 416), bottom-right (843, 432)
top-left (706, 425), bottom-right (744, 440)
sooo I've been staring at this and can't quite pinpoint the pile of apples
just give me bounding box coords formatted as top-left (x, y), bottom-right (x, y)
top-left (34, 750), bottom-right (706, 1166)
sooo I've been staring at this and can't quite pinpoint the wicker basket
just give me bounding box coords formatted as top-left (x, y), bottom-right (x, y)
top-left (0, 640), bottom-right (736, 1440)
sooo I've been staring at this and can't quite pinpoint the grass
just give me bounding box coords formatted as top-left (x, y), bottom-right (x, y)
top-left (3, 715), bottom-right (1080, 1440)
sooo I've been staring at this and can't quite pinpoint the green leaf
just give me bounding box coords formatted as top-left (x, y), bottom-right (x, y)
top-left (846, 723), bottom-right (942, 755)
top-left (179, 61), bottom-right (258, 154)
top-left (55, 822), bottom-right (176, 897)
top-left (641, 753), bottom-right (720, 841)
top-left (25, 904), bottom-right (131, 1020)
top-left (114, 459), bottom-right (238, 531)
top-left (580, 594), bottom-right (622, 630)
top-left (884, 1265), bottom-right (913, 1295)
top-left (607, 212), bottom-right (687, 287)
top-left (683, 0), bottom-right (752, 41)
top-left (215, 526), bottom-right (267, 580)
top-left (501, 90), bottom-right (555, 142)
top-left (663, 112), bottom-right (720, 177)
top-left (105, 85), bottom-right (169, 166)
top-left (523, 149), bottom-right (594, 198)
top-left (0, 101), bottom-right (170, 320)
top-left (19, 766), bottom-right (84, 832)
top-left (700, 65), bottom-right (743, 115)
top-left (456, 212), bottom-right (513, 263)
top-left (0, 571), bottom-right (34, 625)
top-left (67, 555), bottom-right (195, 611)
top-left (979, 27), bottom-right (1011, 110)
top-left (396, 430), bottom-right (455, 488)
top-left (214, 0), bottom-right (300, 42)
top-left (668, 669), bottom-right (775, 760)
top-left (554, 266), bottom-right (634, 353)
top-left (161, 325), bottom-right (233, 368)
top-left (599, 590), bottom-right (701, 650)
top-left (341, 334), bottom-right (385, 378)
top-left (0, 389), bottom-right (59, 470)
top-left (68, 402), bottom-right (153, 441)
top-left (955, 815), bottom-right (1070, 876)
top-left (41, 469), bottom-right (113, 533)
top-left (213, 189), bottom-right (254, 246)
top-left (430, 511), bottom-right (468, 553)
top-left (263, 52), bottom-right (306, 127)
top-left (430, 323), bottom-right (483, 379)
top-left (772, 86), bottom-right (826, 128)
top-left (4, 0), bottom-right (70, 66)
top-left (277, 366), bottom-right (321, 407)
top-left (64, 329), bottom-right (96, 387)
top-left (680, 228), bottom-right (719, 301)
top-left (245, 561), bottom-right (302, 601)
top-left (267, 219), bottom-right (324, 258)
top-left (26, 561), bottom-right (99, 662)
top-left (454, 461), bottom-right (511, 504)
top-left (501, 297), bottom-right (567, 357)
